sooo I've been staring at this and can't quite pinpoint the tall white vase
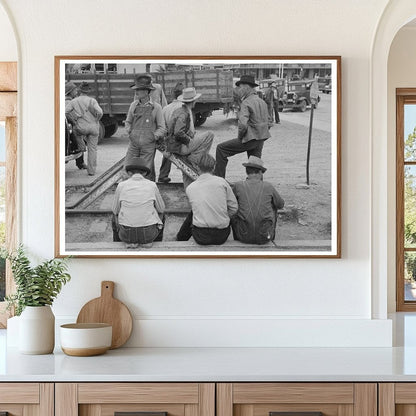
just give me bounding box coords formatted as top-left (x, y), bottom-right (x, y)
top-left (19, 306), bottom-right (55, 354)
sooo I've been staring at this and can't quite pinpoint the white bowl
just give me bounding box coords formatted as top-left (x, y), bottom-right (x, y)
top-left (60, 323), bottom-right (112, 356)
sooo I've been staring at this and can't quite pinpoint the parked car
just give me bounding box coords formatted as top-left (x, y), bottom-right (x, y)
top-left (257, 78), bottom-right (286, 111)
top-left (317, 76), bottom-right (331, 91)
top-left (323, 82), bottom-right (332, 94)
top-left (282, 79), bottom-right (320, 112)
top-left (64, 118), bottom-right (83, 163)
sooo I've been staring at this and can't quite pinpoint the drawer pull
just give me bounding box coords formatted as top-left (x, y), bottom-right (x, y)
top-left (270, 413), bottom-right (323, 416)
top-left (115, 412), bottom-right (168, 416)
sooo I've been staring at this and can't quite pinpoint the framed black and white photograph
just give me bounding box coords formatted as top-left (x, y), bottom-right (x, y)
top-left (55, 56), bottom-right (341, 258)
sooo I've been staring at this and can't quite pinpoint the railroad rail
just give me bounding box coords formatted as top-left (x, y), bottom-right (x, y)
top-left (64, 150), bottom-right (331, 252)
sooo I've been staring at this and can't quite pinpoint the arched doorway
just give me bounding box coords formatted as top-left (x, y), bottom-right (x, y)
top-left (371, 1), bottom-right (416, 317)
top-left (0, 0), bottom-right (18, 327)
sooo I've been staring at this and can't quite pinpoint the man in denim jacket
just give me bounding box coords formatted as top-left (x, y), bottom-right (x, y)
top-left (231, 156), bottom-right (284, 245)
top-left (214, 75), bottom-right (271, 178)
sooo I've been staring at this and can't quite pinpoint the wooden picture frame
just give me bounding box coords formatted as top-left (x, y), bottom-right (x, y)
top-left (55, 56), bottom-right (341, 258)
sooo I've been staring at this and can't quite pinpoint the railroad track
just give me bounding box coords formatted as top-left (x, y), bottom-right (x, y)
top-left (65, 155), bottom-right (193, 245)
top-left (64, 156), bottom-right (331, 252)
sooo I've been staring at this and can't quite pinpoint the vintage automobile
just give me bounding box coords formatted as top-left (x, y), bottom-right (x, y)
top-left (317, 76), bottom-right (331, 91)
top-left (257, 78), bottom-right (286, 111)
top-left (281, 79), bottom-right (320, 112)
top-left (65, 118), bottom-right (83, 163)
top-left (323, 82), bottom-right (332, 94)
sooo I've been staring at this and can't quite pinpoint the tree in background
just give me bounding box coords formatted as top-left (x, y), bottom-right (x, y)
top-left (404, 126), bottom-right (416, 280)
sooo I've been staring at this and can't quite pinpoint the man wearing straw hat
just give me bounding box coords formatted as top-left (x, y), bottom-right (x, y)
top-left (214, 75), bottom-right (271, 178)
top-left (166, 86), bottom-right (214, 188)
top-left (231, 156), bottom-right (284, 245)
top-left (125, 76), bottom-right (166, 182)
top-left (65, 81), bottom-right (103, 176)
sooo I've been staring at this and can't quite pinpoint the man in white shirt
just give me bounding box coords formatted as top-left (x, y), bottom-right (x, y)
top-left (112, 157), bottom-right (165, 249)
top-left (176, 154), bottom-right (238, 245)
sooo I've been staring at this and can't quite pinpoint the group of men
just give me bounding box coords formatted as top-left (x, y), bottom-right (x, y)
top-left (109, 73), bottom-right (284, 249)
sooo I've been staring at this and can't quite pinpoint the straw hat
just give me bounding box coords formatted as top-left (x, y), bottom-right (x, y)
top-left (177, 87), bottom-right (201, 102)
top-left (242, 156), bottom-right (267, 172)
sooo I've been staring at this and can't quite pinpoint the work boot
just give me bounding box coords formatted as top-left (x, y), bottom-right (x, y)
top-left (158, 177), bottom-right (171, 183)
top-left (126, 243), bottom-right (139, 249)
top-left (141, 242), bottom-right (153, 248)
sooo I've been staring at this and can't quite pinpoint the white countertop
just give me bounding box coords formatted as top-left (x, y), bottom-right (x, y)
top-left (3, 313), bottom-right (416, 382)
top-left (2, 346), bottom-right (416, 382)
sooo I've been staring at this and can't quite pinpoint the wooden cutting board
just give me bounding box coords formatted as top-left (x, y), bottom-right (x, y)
top-left (76, 281), bottom-right (133, 349)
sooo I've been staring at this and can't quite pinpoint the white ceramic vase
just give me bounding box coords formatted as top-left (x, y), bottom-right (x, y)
top-left (19, 305), bottom-right (55, 354)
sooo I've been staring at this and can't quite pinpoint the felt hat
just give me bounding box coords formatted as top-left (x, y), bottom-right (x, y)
top-left (130, 74), bottom-right (155, 90)
top-left (78, 82), bottom-right (91, 94)
top-left (173, 82), bottom-right (184, 94)
top-left (177, 87), bottom-right (201, 102)
top-left (242, 156), bottom-right (267, 172)
top-left (65, 81), bottom-right (77, 96)
top-left (125, 157), bottom-right (151, 174)
top-left (235, 75), bottom-right (259, 87)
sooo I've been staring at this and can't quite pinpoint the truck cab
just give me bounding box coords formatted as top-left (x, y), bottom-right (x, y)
top-left (282, 79), bottom-right (320, 112)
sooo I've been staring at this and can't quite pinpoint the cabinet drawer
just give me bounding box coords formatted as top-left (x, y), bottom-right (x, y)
top-left (379, 383), bottom-right (416, 415)
top-left (56, 383), bottom-right (215, 416)
top-left (0, 383), bottom-right (53, 415)
top-left (217, 383), bottom-right (376, 416)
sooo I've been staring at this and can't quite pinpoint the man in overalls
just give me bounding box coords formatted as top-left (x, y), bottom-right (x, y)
top-left (125, 77), bottom-right (166, 181)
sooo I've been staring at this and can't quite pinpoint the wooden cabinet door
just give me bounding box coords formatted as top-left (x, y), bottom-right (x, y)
top-left (217, 383), bottom-right (377, 416)
top-left (379, 383), bottom-right (416, 416)
top-left (55, 383), bottom-right (215, 416)
top-left (0, 383), bottom-right (53, 415)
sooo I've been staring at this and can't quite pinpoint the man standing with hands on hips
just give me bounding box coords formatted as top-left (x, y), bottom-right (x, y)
top-left (214, 75), bottom-right (271, 178)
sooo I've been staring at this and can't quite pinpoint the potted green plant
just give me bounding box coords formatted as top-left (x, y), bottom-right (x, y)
top-left (3, 246), bottom-right (71, 354)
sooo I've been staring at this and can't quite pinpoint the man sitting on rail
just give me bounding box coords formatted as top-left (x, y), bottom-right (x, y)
top-left (112, 157), bottom-right (165, 249)
top-left (166, 87), bottom-right (214, 188)
top-left (176, 154), bottom-right (238, 245)
top-left (231, 156), bottom-right (284, 245)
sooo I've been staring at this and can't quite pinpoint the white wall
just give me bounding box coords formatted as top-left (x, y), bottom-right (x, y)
top-left (387, 26), bottom-right (416, 312)
top-left (0, 0), bottom-right (394, 347)
top-left (0, 3), bottom-right (16, 61)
